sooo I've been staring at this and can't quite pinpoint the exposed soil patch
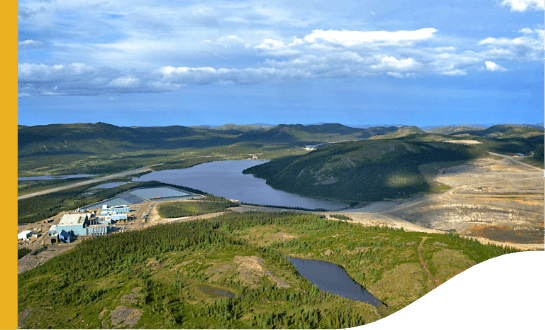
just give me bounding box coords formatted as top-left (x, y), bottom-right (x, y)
top-left (233, 256), bottom-right (290, 288)
top-left (120, 287), bottom-right (141, 304)
top-left (110, 306), bottom-right (142, 328)
top-left (322, 249), bottom-right (334, 256)
top-left (18, 306), bottom-right (33, 329)
top-left (274, 232), bottom-right (297, 239)
top-left (234, 256), bottom-right (267, 284)
top-left (98, 307), bottom-right (108, 319)
top-left (207, 263), bottom-right (234, 281)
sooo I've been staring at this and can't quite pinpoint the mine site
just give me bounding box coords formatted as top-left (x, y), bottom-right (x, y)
top-left (18, 151), bottom-right (544, 277)
top-left (335, 153), bottom-right (544, 250)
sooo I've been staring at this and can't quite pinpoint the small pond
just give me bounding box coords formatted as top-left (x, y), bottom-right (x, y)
top-left (286, 257), bottom-right (382, 306)
top-left (199, 286), bottom-right (236, 298)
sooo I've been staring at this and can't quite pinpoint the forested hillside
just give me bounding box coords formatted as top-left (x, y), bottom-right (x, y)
top-left (244, 139), bottom-right (485, 202)
top-left (19, 212), bottom-right (519, 329)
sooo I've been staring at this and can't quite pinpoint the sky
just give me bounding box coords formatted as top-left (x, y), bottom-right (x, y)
top-left (18, 0), bottom-right (544, 127)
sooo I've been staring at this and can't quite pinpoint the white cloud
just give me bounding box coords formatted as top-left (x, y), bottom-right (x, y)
top-left (254, 39), bottom-right (285, 50)
top-left (477, 28), bottom-right (544, 61)
top-left (216, 35), bottom-right (250, 48)
top-left (303, 28), bottom-right (437, 48)
top-left (441, 69), bottom-right (467, 76)
top-left (18, 25), bottom-right (543, 97)
top-left (288, 37), bottom-right (304, 47)
top-left (485, 61), bottom-right (507, 71)
top-left (253, 38), bottom-right (301, 57)
top-left (18, 40), bottom-right (45, 47)
top-left (500, 0), bottom-right (544, 12)
top-left (108, 76), bottom-right (141, 88)
top-left (387, 72), bottom-right (405, 78)
top-left (371, 56), bottom-right (419, 71)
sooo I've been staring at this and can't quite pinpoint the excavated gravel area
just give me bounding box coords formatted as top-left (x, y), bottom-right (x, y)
top-left (383, 156), bottom-right (543, 246)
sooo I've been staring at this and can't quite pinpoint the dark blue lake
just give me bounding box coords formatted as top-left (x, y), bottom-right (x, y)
top-left (133, 160), bottom-right (349, 210)
top-left (287, 257), bottom-right (382, 306)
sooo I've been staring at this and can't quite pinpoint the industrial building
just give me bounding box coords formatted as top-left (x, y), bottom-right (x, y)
top-left (100, 205), bottom-right (130, 216)
top-left (55, 213), bottom-right (92, 236)
top-left (99, 213), bottom-right (127, 224)
top-left (18, 230), bottom-right (32, 241)
top-left (48, 212), bottom-right (115, 238)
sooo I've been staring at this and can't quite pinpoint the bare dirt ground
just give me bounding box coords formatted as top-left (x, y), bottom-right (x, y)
top-left (337, 154), bottom-right (543, 250)
top-left (18, 241), bottom-right (82, 274)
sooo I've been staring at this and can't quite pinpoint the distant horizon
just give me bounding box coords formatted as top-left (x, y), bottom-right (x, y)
top-left (18, 1), bottom-right (543, 129)
top-left (17, 121), bottom-right (545, 129)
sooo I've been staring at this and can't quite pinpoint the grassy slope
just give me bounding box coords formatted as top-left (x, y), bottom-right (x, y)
top-left (158, 199), bottom-right (239, 218)
top-left (18, 212), bottom-right (519, 329)
top-left (423, 125), bottom-right (486, 135)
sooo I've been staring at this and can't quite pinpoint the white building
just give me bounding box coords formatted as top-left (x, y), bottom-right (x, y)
top-left (18, 230), bottom-right (32, 241)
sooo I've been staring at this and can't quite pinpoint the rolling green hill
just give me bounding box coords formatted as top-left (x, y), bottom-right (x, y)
top-left (453, 124), bottom-right (543, 139)
top-left (18, 212), bottom-right (518, 329)
top-left (423, 125), bottom-right (486, 135)
top-left (243, 138), bottom-right (485, 202)
top-left (18, 123), bottom-right (416, 176)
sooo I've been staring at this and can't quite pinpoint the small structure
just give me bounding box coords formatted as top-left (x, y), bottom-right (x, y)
top-left (58, 230), bottom-right (71, 243)
top-left (48, 225), bottom-right (57, 236)
top-left (86, 225), bottom-right (111, 236)
top-left (50, 233), bottom-right (59, 244)
top-left (18, 230), bottom-right (32, 241)
top-left (100, 205), bottom-right (130, 216)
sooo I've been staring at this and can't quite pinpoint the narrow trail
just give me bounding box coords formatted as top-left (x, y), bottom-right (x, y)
top-left (417, 237), bottom-right (441, 288)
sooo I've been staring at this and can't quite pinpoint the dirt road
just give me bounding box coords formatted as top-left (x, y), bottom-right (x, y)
top-left (18, 166), bottom-right (155, 200)
top-left (417, 237), bottom-right (441, 288)
top-left (489, 152), bottom-right (544, 171)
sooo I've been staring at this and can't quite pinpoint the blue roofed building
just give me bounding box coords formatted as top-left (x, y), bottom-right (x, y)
top-left (56, 213), bottom-right (91, 236)
top-left (58, 229), bottom-right (71, 243)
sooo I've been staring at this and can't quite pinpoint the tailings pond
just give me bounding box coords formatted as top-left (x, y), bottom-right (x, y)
top-left (287, 257), bottom-right (382, 306)
top-left (133, 160), bottom-right (349, 210)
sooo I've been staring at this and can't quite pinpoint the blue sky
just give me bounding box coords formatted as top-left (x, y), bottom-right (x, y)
top-left (18, 0), bottom-right (544, 127)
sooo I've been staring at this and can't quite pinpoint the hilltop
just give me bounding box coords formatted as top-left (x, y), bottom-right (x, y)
top-left (243, 138), bottom-right (485, 202)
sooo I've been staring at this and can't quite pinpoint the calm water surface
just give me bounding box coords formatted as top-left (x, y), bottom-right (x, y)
top-left (93, 182), bottom-right (130, 189)
top-left (133, 160), bottom-right (349, 210)
top-left (287, 257), bottom-right (382, 306)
